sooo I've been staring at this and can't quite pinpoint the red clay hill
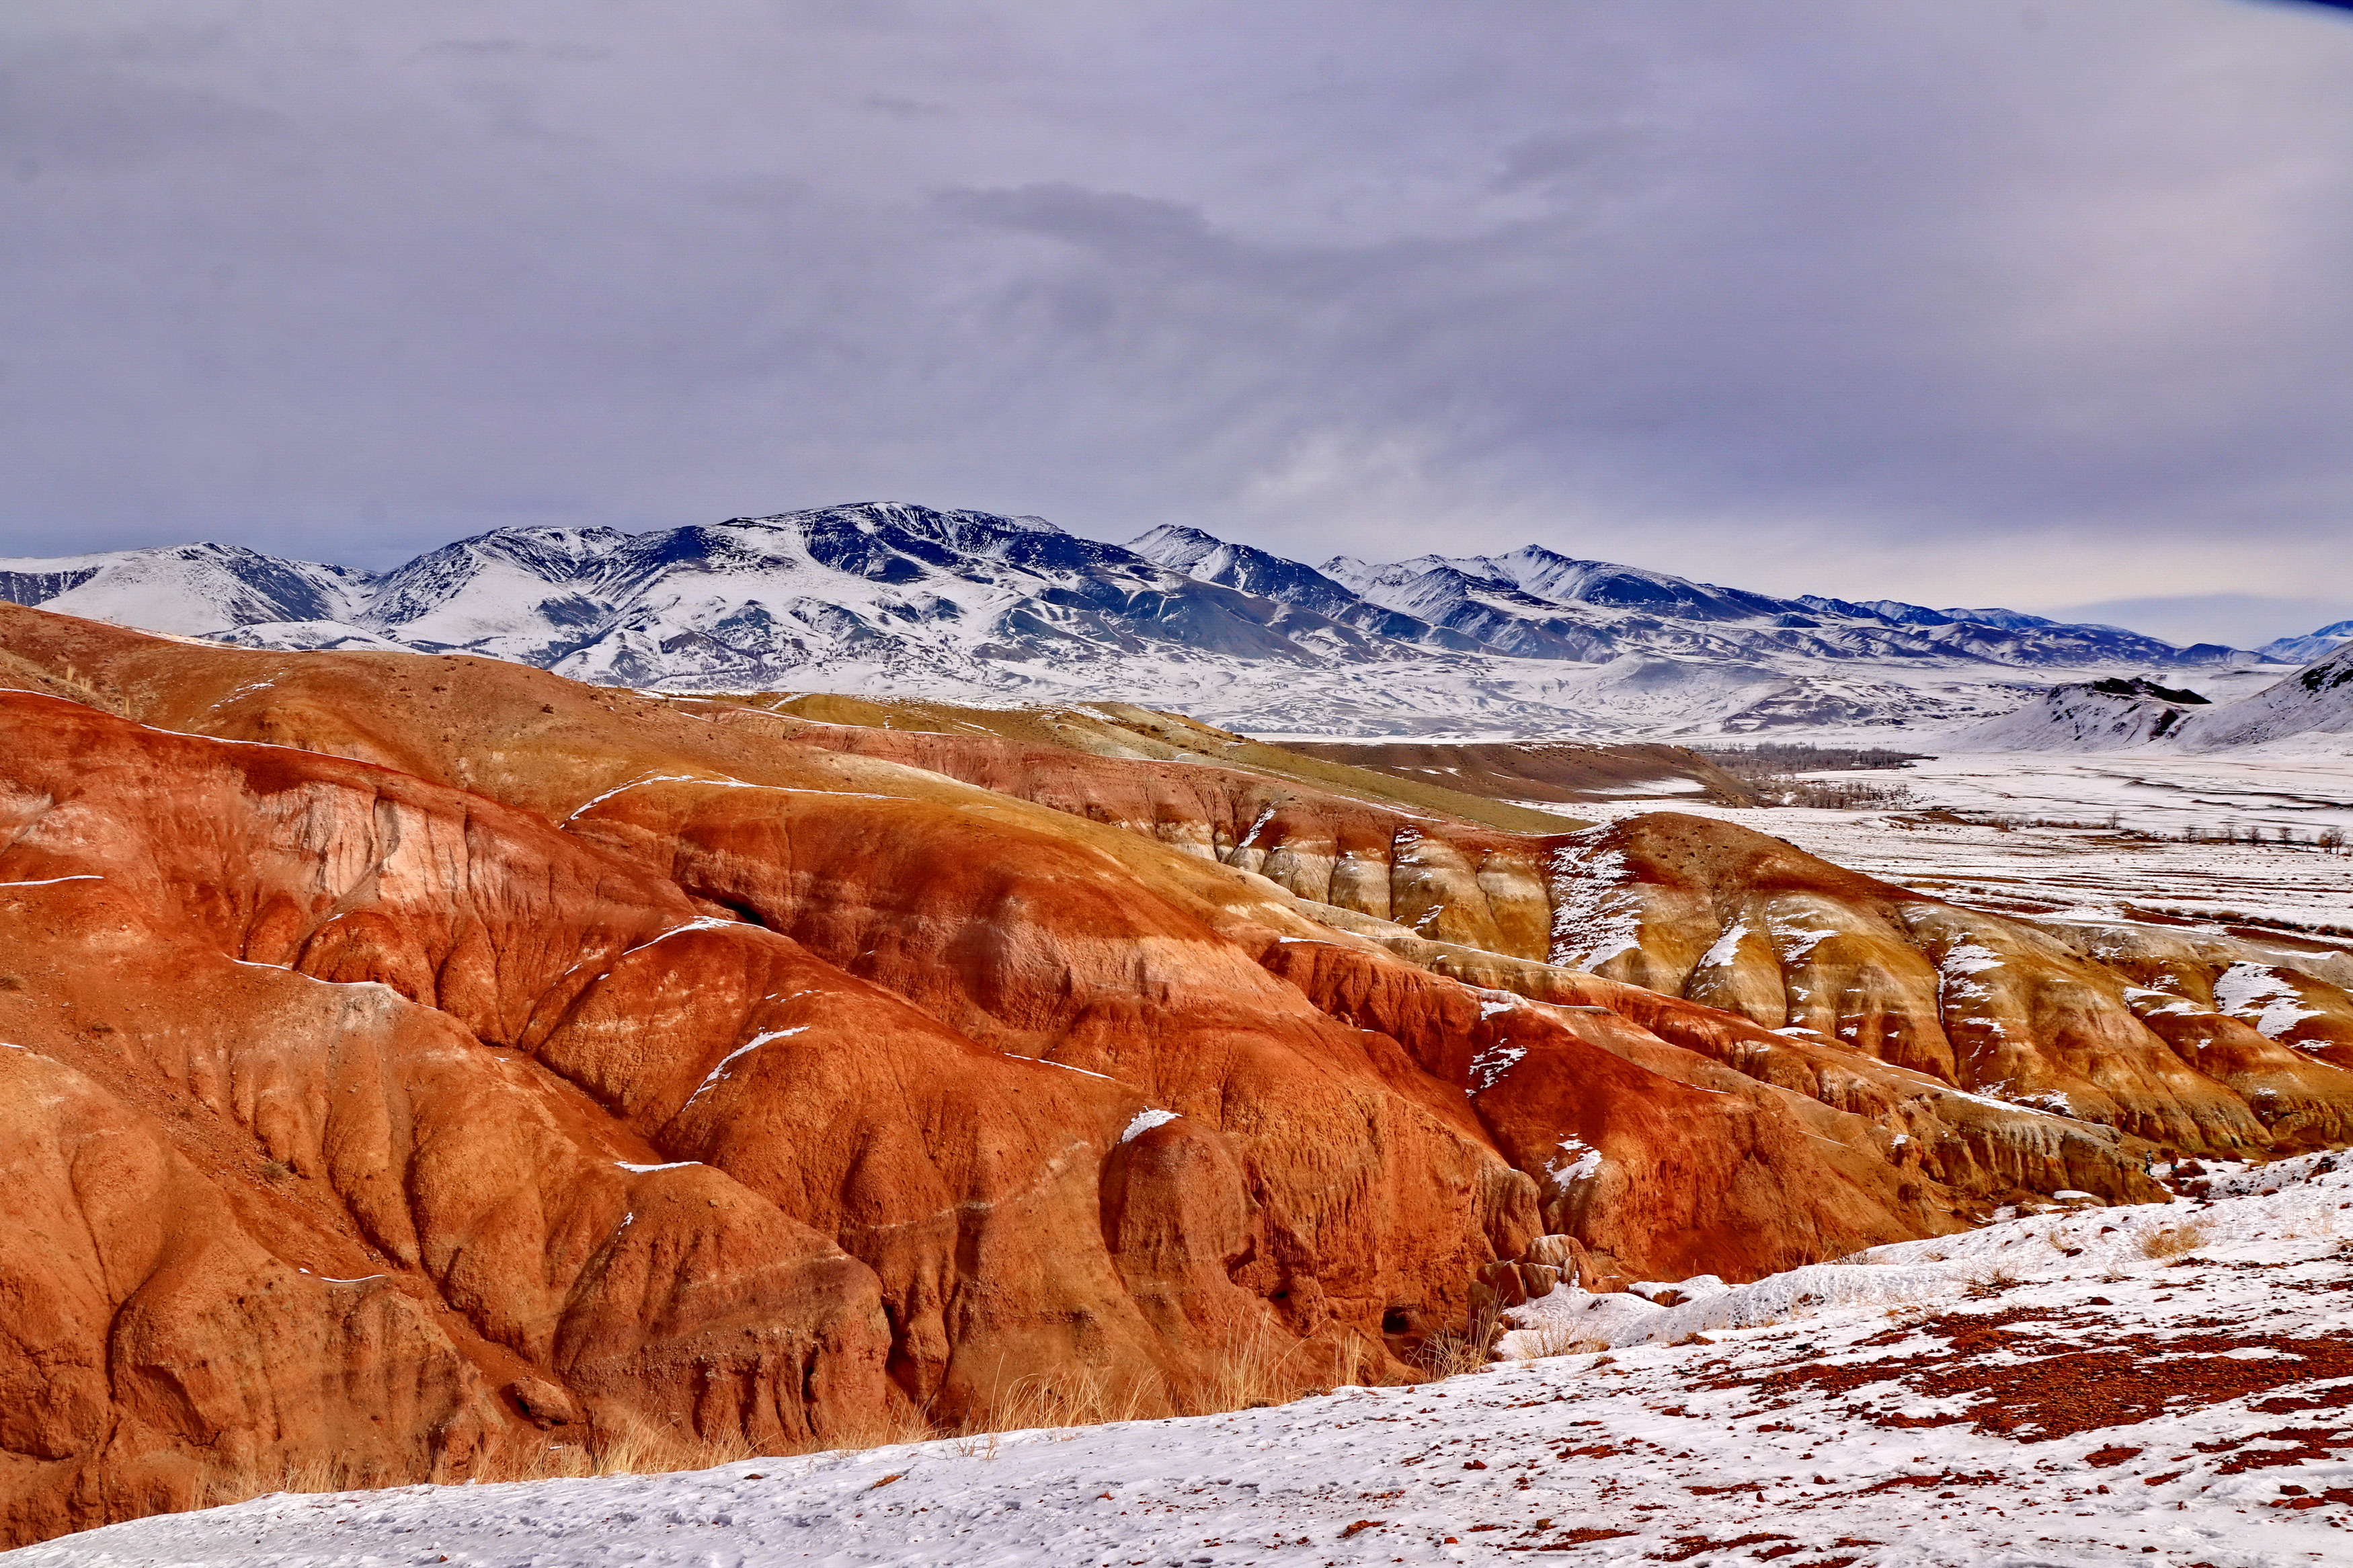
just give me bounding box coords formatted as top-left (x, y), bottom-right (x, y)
top-left (1, 603), bottom-right (2346, 1546)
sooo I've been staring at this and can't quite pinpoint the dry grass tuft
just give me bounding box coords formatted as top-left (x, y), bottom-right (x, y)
top-left (957, 1360), bottom-right (1168, 1444)
top-left (1506, 1323), bottom-right (1596, 1363)
top-left (1414, 1303), bottom-right (1503, 1381)
top-left (2139, 1222), bottom-right (2208, 1260)
top-left (1963, 1267), bottom-right (2024, 1300)
top-left (1187, 1313), bottom-right (1309, 1414)
top-left (38, 662), bottom-right (132, 718)
top-left (584, 1421), bottom-right (763, 1478)
top-left (813, 1399), bottom-right (938, 1454)
top-left (936, 1309), bottom-right (1370, 1458)
top-left (243, 1454), bottom-right (372, 1498)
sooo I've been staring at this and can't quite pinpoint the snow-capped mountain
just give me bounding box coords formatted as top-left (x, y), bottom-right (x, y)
top-left (205, 505), bottom-right (1437, 692)
top-left (1315, 547), bottom-right (2245, 669)
top-left (0, 542), bottom-right (371, 638)
top-left (2180, 639), bottom-right (2353, 751)
top-left (1947, 647), bottom-right (2353, 753)
top-left (1125, 524), bottom-right (1486, 652)
top-left (0, 504), bottom-right (2292, 738)
top-left (1942, 675), bottom-right (2214, 751)
top-left (2259, 617), bottom-right (2353, 665)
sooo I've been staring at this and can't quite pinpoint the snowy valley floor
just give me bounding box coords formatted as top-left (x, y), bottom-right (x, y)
top-left (1560, 750), bottom-right (2353, 936)
top-left (14, 1156), bottom-right (2352, 1568)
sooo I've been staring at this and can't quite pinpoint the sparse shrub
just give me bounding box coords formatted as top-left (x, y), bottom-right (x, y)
top-left (1182, 1313), bottom-right (1308, 1413)
top-left (1416, 1303), bottom-right (1503, 1380)
top-left (45, 663), bottom-right (130, 718)
top-left (1507, 1323), bottom-right (1591, 1363)
top-left (1693, 743), bottom-right (1927, 778)
top-left (1964, 1268), bottom-right (2023, 1299)
top-left (2139, 1222), bottom-right (2208, 1260)
top-left (951, 1428), bottom-right (1002, 1461)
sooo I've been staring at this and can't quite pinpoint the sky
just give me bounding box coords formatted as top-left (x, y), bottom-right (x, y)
top-left (3, 1), bottom-right (2350, 648)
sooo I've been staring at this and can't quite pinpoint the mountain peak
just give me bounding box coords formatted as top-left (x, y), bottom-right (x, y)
top-left (1125, 523), bottom-right (1228, 572)
top-left (733, 501), bottom-right (1068, 539)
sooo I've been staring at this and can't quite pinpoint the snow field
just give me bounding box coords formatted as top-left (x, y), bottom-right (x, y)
top-left (1555, 750), bottom-right (2353, 936)
top-left (1498, 1151), bottom-right (2350, 1354)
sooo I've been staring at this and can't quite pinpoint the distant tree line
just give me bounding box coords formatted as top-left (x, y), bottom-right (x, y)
top-left (1693, 743), bottom-right (1930, 776)
top-left (1693, 743), bottom-right (1929, 809)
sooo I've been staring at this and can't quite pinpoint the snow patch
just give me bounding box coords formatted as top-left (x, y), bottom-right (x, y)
top-left (1546, 838), bottom-right (1639, 970)
top-left (618, 917), bottom-right (746, 957)
top-left (1119, 1108), bottom-right (1179, 1143)
top-left (1696, 917), bottom-right (1748, 971)
top-left (1468, 1042), bottom-right (1526, 1092)
top-left (679, 1026), bottom-right (809, 1108)
top-left (2212, 962), bottom-right (2323, 1040)
top-left (1545, 1136), bottom-right (1601, 1187)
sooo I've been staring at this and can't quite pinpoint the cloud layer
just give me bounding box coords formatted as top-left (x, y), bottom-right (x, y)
top-left (3, 1), bottom-right (2350, 635)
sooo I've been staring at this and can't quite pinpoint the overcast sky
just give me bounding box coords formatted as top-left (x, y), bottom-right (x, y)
top-left (4, 1), bottom-right (2350, 645)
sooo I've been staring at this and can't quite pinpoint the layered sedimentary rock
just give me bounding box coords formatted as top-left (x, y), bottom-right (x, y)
top-left (761, 713), bottom-right (1564, 963)
top-left (0, 607), bottom-right (1911, 1545)
top-left (1541, 814), bottom-right (2353, 1153)
top-left (0, 599), bottom-right (2348, 1547)
top-left (759, 706), bottom-right (2353, 1159)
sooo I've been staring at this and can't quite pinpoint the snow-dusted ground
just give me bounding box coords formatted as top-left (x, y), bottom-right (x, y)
top-left (1562, 751), bottom-right (2353, 934)
top-left (17, 1156), bottom-right (2352, 1567)
top-left (1876, 752), bottom-right (2353, 841)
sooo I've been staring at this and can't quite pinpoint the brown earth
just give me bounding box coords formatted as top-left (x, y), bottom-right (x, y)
top-left (0, 600), bottom-right (2348, 1545)
top-left (1278, 738), bottom-right (1758, 807)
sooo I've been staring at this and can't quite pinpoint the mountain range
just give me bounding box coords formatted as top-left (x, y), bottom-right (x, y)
top-left (2, 502), bottom-right (2336, 738)
top-left (1950, 643), bottom-right (2353, 753)
top-left (2260, 617), bottom-right (2353, 665)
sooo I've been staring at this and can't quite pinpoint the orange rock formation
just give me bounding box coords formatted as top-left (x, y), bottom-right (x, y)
top-left (0, 601), bottom-right (2346, 1546)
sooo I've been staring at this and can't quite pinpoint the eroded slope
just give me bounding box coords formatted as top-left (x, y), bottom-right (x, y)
top-left (0, 604), bottom-right (2001, 1546)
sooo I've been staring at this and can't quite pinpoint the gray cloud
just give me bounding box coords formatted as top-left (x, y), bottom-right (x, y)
top-left (1, 0), bottom-right (2349, 641)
